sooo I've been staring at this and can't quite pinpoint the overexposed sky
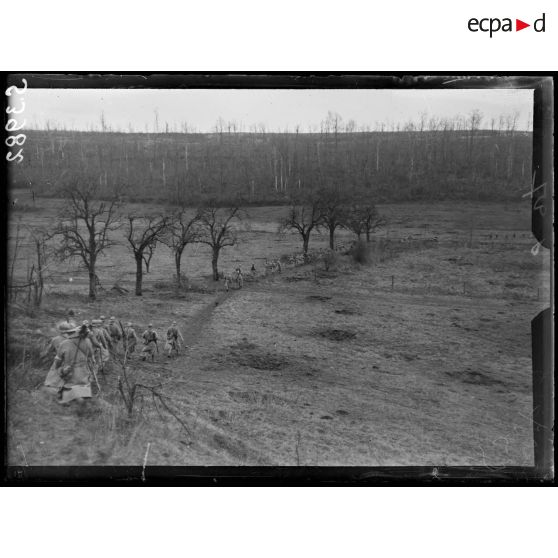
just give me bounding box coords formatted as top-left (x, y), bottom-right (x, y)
top-left (21, 88), bottom-right (533, 133)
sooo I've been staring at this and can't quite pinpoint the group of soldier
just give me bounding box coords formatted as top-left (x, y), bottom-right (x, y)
top-left (222, 263), bottom-right (280, 291)
top-left (42, 311), bottom-right (185, 406)
top-left (223, 267), bottom-right (245, 292)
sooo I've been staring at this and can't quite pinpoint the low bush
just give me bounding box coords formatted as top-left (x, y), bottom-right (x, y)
top-left (351, 240), bottom-right (372, 265)
top-left (323, 249), bottom-right (338, 271)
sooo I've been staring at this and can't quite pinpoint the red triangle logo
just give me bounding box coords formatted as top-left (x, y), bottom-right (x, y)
top-left (516, 19), bottom-right (530, 31)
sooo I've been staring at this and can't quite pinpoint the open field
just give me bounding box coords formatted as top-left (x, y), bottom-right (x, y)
top-left (6, 191), bottom-right (550, 466)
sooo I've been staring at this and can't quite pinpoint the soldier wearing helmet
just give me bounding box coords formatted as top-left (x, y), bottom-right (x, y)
top-left (164, 320), bottom-right (185, 358)
top-left (123, 322), bottom-right (138, 355)
top-left (141, 323), bottom-right (158, 362)
top-left (108, 316), bottom-right (122, 354)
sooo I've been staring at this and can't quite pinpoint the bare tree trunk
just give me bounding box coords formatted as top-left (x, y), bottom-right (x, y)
top-left (302, 233), bottom-right (310, 255)
top-left (88, 233), bottom-right (97, 299)
top-left (175, 249), bottom-right (183, 286)
top-left (211, 249), bottom-right (220, 281)
top-left (88, 269), bottom-right (96, 300)
top-left (135, 254), bottom-right (143, 296)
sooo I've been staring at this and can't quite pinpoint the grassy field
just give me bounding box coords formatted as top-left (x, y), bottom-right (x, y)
top-left (6, 190), bottom-right (550, 466)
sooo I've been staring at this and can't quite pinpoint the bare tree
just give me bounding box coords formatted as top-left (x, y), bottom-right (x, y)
top-left (54, 182), bottom-right (121, 300)
top-left (8, 223), bottom-right (55, 306)
top-left (164, 207), bottom-right (201, 286)
top-left (281, 192), bottom-right (323, 256)
top-left (197, 198), bottom-right (243, 281)
top-left (318, 187), bottom-right (348, 250)
top-left (345, 198), bottom-right (385, 242)
top-left (126, 215), bottom-right (169, 295)
top-left (27, 225), bottom-right (56, 306)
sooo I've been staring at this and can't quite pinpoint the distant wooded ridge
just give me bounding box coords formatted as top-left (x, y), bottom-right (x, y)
top-left (11, 128), bottom-right (532, 203)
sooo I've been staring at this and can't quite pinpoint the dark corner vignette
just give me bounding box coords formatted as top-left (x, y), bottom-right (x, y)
top-left (1, 72), bottom-right (555, 485)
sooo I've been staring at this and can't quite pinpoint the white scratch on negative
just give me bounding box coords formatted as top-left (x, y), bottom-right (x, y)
top-left (19, 444), bottom-right (28, 467)
top-left (142, 442), bottom-right (151, 482)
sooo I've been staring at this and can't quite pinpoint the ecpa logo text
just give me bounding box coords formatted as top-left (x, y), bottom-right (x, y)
top-left (468, 13), bottom-right (545, 37)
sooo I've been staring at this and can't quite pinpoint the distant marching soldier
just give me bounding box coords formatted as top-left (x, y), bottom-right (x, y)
top-left (99, 316), bottom-right (113, 351)
top-left (108, 316), bottom-right (122, 354)
top-left (236, 268), bottom-right (243, 289)
top-left (165, 320), bottom-right (185, 358)
top-left (82, 320), bottom-right (103, 373)
top-left (123, 322), bottom-right (138, 356)
top-left (96, 317), bottom-right (112, 354)
top-left (141, 323), bottom-right (158, 362)
top-left (224, 275), bottom-right (230, 292)
top-left (91, 319), bottom-right (110, 371)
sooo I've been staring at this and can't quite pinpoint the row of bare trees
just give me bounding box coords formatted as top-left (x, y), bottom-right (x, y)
top-left (49, 179), bottom-right (245, 299)
top-left (282, 187), bottom-right (384, 255)
top-left (11, 179), bottom-right (384, 302)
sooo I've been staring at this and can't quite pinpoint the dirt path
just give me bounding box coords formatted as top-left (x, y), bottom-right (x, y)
top-left (180, 289), bottom-right (238, 347)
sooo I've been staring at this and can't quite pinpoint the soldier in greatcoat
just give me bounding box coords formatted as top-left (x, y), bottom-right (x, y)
top-left (44, 324), bottom-right (95, 405)
top-left (123, 322), bottom-right (138, 355)
top-left (141, 324), bottom-right (159, 362)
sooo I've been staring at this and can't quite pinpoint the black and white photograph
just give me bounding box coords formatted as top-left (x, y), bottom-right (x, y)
top-left (3, 74), bottom-right (553, 475)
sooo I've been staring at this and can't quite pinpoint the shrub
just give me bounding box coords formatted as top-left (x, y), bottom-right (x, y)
top-left (351, 240), bottom-right (372, 265)
top-left (323, 249), bottom-right (338, 271)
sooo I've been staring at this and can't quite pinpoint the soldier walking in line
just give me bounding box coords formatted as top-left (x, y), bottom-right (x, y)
top-left (165, 320), bottom-right (185, 358)
top-left (123, 322), bottom-right (138, 356)
top-left (82, 320), bottom-right (103, 372)
top-left (108, 316), bottom-right (122, 354)
top-left (91, 319), bottom-right (110, 371)
top-left (96, 317), bottom-right (112, 355)
top-left (141, 323), bottom-right (158, 362)
top-left (44, 323), bottom-right (95, 406)
top-left (99, 315), bottom-right (113, 352)
top-left (41, 320), bottom-right (76, 365)
top-left (224, 274), bottom-right (230, 292)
